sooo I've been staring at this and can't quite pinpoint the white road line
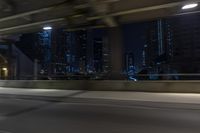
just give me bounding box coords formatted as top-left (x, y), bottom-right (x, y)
top-left (0, 116), bottom-right (7, 121)
top-left (0, 130), bottom-right (11, 133)
top-left (59, 102), bottom-right (188, 111)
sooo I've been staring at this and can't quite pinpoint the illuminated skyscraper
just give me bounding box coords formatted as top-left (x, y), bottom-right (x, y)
top-left (145, 19), bottom-right (173, 74)
top-left (38, 30), bottom-right (52, 75)
top-left (124, 52), bottom-right (135, 73)
top-left (169, 14), bottom-right (200, 74)
top-left (76, 30), bottom-right (87, 74)
top-left (93, 38), bottom-right (103, 73)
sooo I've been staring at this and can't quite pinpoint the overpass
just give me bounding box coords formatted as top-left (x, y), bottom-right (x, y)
top-left (0, 0), bottom-right (199, 34)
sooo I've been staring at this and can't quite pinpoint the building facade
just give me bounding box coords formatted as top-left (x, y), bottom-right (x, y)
top-left (93, 38), bottom-right (103, 73)
top-left (145, 19), bottom-right (173, 76)
top-left (169, 14), bottom-right (200, 74)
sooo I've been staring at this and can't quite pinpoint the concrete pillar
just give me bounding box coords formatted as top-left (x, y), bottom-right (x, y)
top-left (8, 43), bottom-right (13, 80)
top-left (34, 59), bottom-right (38, 80)
top-left (108, 27), bottom-right (124, 80)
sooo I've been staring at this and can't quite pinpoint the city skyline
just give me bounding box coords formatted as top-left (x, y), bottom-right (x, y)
top-left (11, 12), bottom-right (200, 80)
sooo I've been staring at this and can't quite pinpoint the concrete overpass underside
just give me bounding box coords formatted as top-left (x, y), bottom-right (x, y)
top-left (0, 0), bottom-right (199, 35)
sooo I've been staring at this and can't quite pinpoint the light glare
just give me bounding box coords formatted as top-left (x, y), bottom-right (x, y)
top-left (182, 3), bottom-right (198, 9)
top-left (43, 26), bottom-right (52, 30)
top-left (2, 68), bottom-right (7, 71)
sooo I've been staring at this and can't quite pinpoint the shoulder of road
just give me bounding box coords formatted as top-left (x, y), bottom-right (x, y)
top-left (0, 87), bottom-right (200, 105)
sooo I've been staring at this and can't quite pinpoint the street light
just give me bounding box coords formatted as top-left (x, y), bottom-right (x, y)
top-left (2, 68), bottom-right (7, 71)
top-left (182, 3), bottom-right (198, 10)
top-left (43, 26), bottom-right (52, 30)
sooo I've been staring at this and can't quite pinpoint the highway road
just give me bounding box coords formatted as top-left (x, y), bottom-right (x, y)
top-left (0, 94), bottom-right (200, 133)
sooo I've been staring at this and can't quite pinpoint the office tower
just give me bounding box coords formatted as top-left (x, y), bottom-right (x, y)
top-left (169, 14), bottom-right (200, 74)
top-left (145, 19), bottom-right (173, 74)
top-left (38, 30), bottom-right (52, 75)
top-left (93, 38), bottom-right (103, 73)
top-left (76, 30), bottom-right (87, 74)
top-left (124, 52), bottom-right (135, 73)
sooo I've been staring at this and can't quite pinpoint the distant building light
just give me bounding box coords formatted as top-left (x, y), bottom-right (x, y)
top-left (43, 26), bottom-right (52, 30)
top-left (182, 3), bottom-right (198, 10)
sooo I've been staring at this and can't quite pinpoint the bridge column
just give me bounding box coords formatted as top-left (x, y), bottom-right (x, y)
top-left (8, 43), bottom-right (13, 80)
top-left (108, 27), bottom-right (124, 80)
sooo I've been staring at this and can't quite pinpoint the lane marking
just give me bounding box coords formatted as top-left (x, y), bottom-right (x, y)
top-left (0, 116), bottom-right (7, 121)
top-left (59, 102), bottom-right (200, 111)
top-left (0, 130), bottom-right (11, 133)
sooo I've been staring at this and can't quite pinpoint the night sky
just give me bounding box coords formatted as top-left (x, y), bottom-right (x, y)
top-left (122, 22), bottom-right (148, 71)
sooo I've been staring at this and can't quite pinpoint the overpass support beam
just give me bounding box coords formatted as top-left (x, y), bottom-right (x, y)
top-left (108, 27), bottom-right (124, 79)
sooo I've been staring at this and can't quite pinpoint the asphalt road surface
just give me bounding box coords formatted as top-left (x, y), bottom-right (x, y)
top-left (0, 95), bottom-right (200, 133)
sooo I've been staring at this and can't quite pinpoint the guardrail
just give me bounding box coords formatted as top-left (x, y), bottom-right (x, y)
top-left (9, 73), bottom-right (200, 80)
top-left (0, 80), bottom-right (200, 93)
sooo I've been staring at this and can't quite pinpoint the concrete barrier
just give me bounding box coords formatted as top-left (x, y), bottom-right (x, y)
top-left (0, 80), bottom-right (200, 93)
